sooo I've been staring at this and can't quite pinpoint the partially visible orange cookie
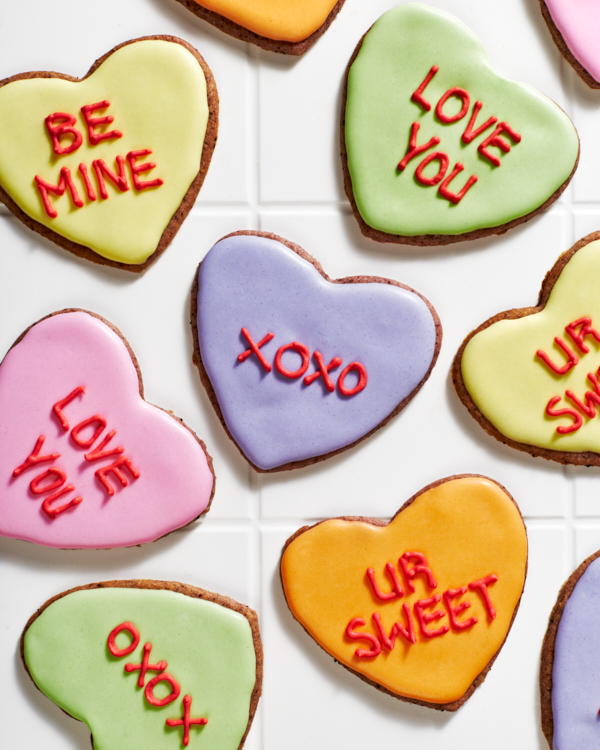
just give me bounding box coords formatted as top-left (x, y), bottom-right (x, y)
top-left (172, 0), bottom-right (346, 55)
top-left (281, 475), bottom-right (527, 710)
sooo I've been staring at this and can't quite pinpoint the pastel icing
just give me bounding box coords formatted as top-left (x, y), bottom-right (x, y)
top-left (195, 233), bottom-right (439, 470)
top-left (192, 0), bottom-right (339, 42)
top-left (0, 39), bottom-right (209, 265)
top-left (23, 586), bottom-right (258, 750)
top-left (281, 476), bottom-right (527, 705)
top-left (344, 4), bottom-right (579, 236)
top-left (545, 0), bottom-right (600, 83)
top-left (551, 556), bottom-right (600, 748)
top-left (0, 311), bottom-right (214, 549)
top-left (461, 239), bottom-right (600, 455)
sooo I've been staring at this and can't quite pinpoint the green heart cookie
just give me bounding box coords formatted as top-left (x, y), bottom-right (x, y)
top-left (343, 4), bottom-right (579, 243)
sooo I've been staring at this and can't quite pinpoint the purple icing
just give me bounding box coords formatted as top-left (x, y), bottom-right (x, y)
top-left (552, 555), bottom-right (600, 748)
top-left (197, 234), bottom-right (438, 469)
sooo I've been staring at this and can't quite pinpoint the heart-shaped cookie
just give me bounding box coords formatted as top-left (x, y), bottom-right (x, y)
top-left (0, 37), bottom-right (218, 271)
top-left (281, 475), bottom-right (527, 709)
top-left (540, 0), bottom-right (600, 88)
top-left (192, 231), bottom-right (441, 472)
top-left (540, 549), bottom-right (600, 749)
top-left (22, 581), bottom-right (261, 750)
top-left (453, 232), bottom-right (600, 466)
top-left (0, 310), bottom-right (215, 549)
top-left (171, 0), bottom-right (346, 55)
top-left (342, 4), bottom-right (579, 245)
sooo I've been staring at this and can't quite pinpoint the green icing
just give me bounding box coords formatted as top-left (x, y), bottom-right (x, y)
top-left (0, 40), bottom-right (209, 264)
top-left (23, 587), bottom-right (257, 750)
top-left (345, 3), bottom-right (579, 236)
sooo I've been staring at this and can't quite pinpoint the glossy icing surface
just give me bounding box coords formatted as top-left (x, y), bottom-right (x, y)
top-left (345, 4), bottom-right (579, 236)
top-left (193, 0), bottom-right (338, 42)
top-left (196, 234), bottom-right (438, 470)
top-left (0, 311), bottom-right (214, 548)
top-left (552, 556), bottom-right (600, 748)
top-left (545, 0), bottom-right (600, 83)
top-left (461, 240), bottom-right (600, 453)
top-left (0, 40), bottom-right (208, 264)
top-left (281, 476), bottom-right (527, 704)
top-left (23, 587), bottom-right (257, 750)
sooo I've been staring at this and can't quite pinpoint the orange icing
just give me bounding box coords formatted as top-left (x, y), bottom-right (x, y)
top-left (194, 0), bottom-right (339, 43)
top-left (281, 477), bottom-right (527, 704)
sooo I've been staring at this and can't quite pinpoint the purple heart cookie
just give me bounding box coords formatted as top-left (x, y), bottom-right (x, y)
top-left (541, 549), bottom-right (600, 748)
top-left (191, 231), bottom-right (441, 471)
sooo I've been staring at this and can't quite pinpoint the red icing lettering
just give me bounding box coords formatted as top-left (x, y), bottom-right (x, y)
top-left (107, 622), bottom-right (140, 657)
top-left (372, 604), bottom-right (416, 648)
top-left (13, 435), bottom-right (60, 477)
top-left (468, 574), bottom-right (498, 619)
top-left (84, 429), bottom-right (124, 462)
top-left (366, 563), bottom-right (404, 600)
top-left (565, 317), bottom-right (600, 354)
top-left (71, 415), bottom-right (107, 449)
top-left (29, 466), bottom-right (66, 495)
top-left (42, 485), bottom-right (82, 519)
top-left (478, 122), bottom-right (521, 167)
top-left (435, 87), bottom-right (470, 124)
top-left (53, 386), bottom-right (85, 431)
top-left (92, 156), bottom-right (129, 199)
top-left (414, 595), bottom-right (449, 638)
top-left (166, 695), bottom-right (208, 747)
top-left (438, 163), bottom-right (478, 204)
top-left (81, 101), bottom-right (123, 146)
top-left (95, 456), bottom-right (140, 496)
top-left (443, 587), bottom-right (478, 630)
top-left (565, 369), bottom-right (600, 419)
top-left (536, 338), bottom-right (579, 375)
top-left (126, 149), bottom-right (163, 191)
top-left (274, 342), bottom-right (310, 379)
top-left (238, 328), bottom-right (274, 372)
top-left (461, 101), bottom-right (498, 145)
top-left (337, 362), bottom-right (367, 397)
top-left (345, 617), bottom-right (381, 658)
top-left (546, 395), bottom-right (583, 435)
top-left (398, 122), bottom-right (441, 172)
top-left (303, 351), bottom-right (342, 392)
top-left (125, 642), bottom-right (168, 688)
top-left (145, 673), bottom-right (181, 707)
top-left (78, 163), bottom-right (97, 201)
top-left (415, 151), bottom-right (449, 186)
top-left (44, 112), bottom-right (83, 156)
top-left (35, 168), bottom-right (84, 218)
top-left (411, 65), bottom-right (439, 112)
top-left (399, 551), bottom-right (437, 593)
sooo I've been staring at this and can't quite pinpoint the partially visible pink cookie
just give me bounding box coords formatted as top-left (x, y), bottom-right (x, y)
top-left (0, 309), bottom-right (215, 549)
top-left (539, 0), bottom-right (600, 88)
top-left (172, 0), bottom-right (346, 55)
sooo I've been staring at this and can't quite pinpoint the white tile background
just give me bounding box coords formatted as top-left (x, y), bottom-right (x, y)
top-left (0, 0), bottom-right (598, 747)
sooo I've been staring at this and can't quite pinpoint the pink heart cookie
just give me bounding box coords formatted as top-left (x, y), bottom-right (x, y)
top-left (0, 310), bottom-right (215, 549)
top-left (541, 0), bottom-right (600, 88)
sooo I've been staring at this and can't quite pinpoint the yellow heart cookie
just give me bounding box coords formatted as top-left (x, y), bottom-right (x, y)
top-left (281, 475), bottom-right (527, 709)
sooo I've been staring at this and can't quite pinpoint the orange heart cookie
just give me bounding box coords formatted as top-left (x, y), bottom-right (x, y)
top-left (172, 0), bottom-right (346, 55)
top-left (281, 475), bottom-right (527, 710)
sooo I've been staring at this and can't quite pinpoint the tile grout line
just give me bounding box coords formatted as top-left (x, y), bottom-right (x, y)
top-left (246, 40), bottom-right (264, 750)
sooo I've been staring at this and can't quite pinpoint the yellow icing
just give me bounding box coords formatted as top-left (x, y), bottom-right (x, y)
top-left (194, 0), bottom-right (338, 42)
top-left (281, 477), bottom-right (527, 704)
top-left (462, 240), bottom-right (600, 452)
top-left (0, 40), bottom-right (209, 265)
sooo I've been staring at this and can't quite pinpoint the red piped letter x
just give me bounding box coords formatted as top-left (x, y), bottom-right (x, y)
top-left (238, 328), bottom-right (274, 372)
top-left (166, 694), bottom-right (208, 747)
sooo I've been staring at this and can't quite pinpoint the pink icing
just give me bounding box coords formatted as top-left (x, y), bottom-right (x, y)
top-left (545, 0), bottom-right (600, 82)
top-left (0, 312), bottom-right (214, 549)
